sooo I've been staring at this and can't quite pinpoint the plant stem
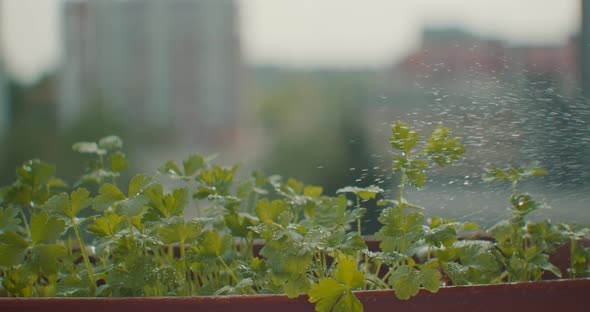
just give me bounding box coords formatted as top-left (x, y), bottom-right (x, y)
top-left (217, 256), bottom-right (238, 283)
top-left (19, 209), bottom-right (31, 239)
top-left (397, 174), bottom-right (406, 204)
top-left (71, 216), bottom-right (96, 294)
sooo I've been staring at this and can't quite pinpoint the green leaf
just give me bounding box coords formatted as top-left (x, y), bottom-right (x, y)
top-left (98, 135), bottom-right (123, 150)
top-left (419, 268), bottom-right (441, 293)
top-left (0, 206), bottom-right (21, 233)
top-left (70, 188), bottom-right (93, 217)
top-left (335, 254), bottom-right (364, 288)
top-left (511, 194), bottom-right (539, 216)
top-left (42, 192), bottom-right (69, 216)
top-left (118, 195), bottom-right (149, 217)
top-left (93, 183), bottom-right (126, 211)
top-left (482, 167), bottom-right (507, 182)
top-left (0, 231), bottom-right (29, 267)
top-left (309, 278), bottom-right (363, 312)
top-left (283, 273), bottom-right (311, 298)
top-left (425, 221), bottom-right (457, 248)
top-left (183, 154), bottom-right (205, 176)
top-left (390, 121), bottom-right (419, 154)
top-left (30, 244), bottom-right (67, 275)
top-left (286, 179), bottom-right (304, 194)
top-left (109, 152), bottom-right (128, 173)
top-left (389, 265), bottom-right (421, 300)
top-left (303, 186), bottom-right (323, 198)
top-left (30, 211), bottom-right (66, 245)
top-left (158, 217), bottom-right (201, 244)
top-left (199, 230), bottom-right (229, 257)
top-left (46, 189), bottom-right (93, 219)
top-left (405, 159), bottom-right (428, 188)
top-left (128, 174), bottom-right (153, 197)
top-left (423, 125), bottom-right (465, 167)
top-left (17, 159), bottom-right (56, 191)
top-left (521, 162), bottom-right (548, 178)
top-left (255, 199), bottom-right (289, 224)
top-left (159, 161), bottom-right (183, 177)
top-left (145, 185), bottom-right (188, 219)
top-left (87, 211), bottom-right (125, 237)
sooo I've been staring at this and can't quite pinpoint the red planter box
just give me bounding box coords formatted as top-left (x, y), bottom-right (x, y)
top-left (1, 279), bottom-right (588, 312)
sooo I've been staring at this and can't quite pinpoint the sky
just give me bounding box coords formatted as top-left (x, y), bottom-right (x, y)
top-left (0, 0), bottom-right (582, 83)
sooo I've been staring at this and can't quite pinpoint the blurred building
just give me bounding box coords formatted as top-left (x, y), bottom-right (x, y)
top-left (0, 1), bottom-right (8, 137)
top-left (0, 66), bottom-right (8, 137)
top-left (59, 0), bottom-right (243, 156)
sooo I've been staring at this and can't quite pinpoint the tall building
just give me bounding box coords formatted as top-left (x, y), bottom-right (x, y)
top-left (0, 2), bottom-right (9, 137)
top-left (59, 0), bottom-right (242, 152)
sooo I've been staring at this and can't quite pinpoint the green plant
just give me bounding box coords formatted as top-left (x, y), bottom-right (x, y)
top-left (0, 121), bottom-right (588, 312)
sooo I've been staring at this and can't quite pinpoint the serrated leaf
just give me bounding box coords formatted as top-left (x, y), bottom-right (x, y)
top-left (255, 198), bottom-right (289, 224)
top-left (389, 265), bottom-right (421, 300)
top-left (482, 167), bottom-right (507, 182)
top-left (159, 161), bottom-right (183, 177)
top-left (406, 160), bottom-right (428, 188)
top-left (199, 230), bottom-right (224, 257)
top-left (511, 194), bottom-right (539, 216)
top-left (390, 121), bottom-right (419, 154)
top-left (47, 178), bottom-right (68, 189)
top-left (118, 195), bottom-right (149, 217)
top-left (425, 222), bottom-right (457, 248)
top-left (128, 174), bottom-right (153, 197)
top-left (109, 152), bottom-right (128, 173)
top-left (303, 186), bottom-right (323, 198)
top-left (43, 189), bottom-right (91, 219)
top-left (30, 244), bottom-right (67, 275)
top-left (93, 183), bottom-right (126, 211)
top-left (30, 211), bottom-right (66, 245)
top-left (42, 193), bottom-right (70, 217)
top-left (419, 268), bottom-right (441, 293)
top-left (283, 273), bottom-right (310, 298)
top-left (0, 206), bottom-right (21, 233)
top-left (183, 154), bottom-right (205, 176)
top-left (286, 179), bottom-right (304, 194)
top-left (159, 217), bottom-right (201, 244)
top-left (335, 255), bottom-right (364, 288)
top-left (87, 211), bottom-right (124, 237)
top-left (423, 125), bottom-right (465, 167)
top-left (0, 231), bottom-right (29, 266)
top-left (309, 278), bottom-right (363, 312)
top-left (98, 135), bottom-right (123, 150)
top-left (17, 160), bottom-right (56, 191)
top-left (522, 162), bottom-right (548, 177)
top-left (70, 188), bottom-right (93, 217)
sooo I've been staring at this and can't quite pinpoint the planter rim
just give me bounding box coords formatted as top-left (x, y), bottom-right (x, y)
top-left (1, 277), bottom-right (588, 301)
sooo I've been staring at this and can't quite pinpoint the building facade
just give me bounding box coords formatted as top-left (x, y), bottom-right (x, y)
top-left (59, 0), bottom-right (242, 152)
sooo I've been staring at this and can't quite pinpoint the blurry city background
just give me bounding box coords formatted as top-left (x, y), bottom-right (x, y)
top-left (0, 0), bottom-right (589, 227)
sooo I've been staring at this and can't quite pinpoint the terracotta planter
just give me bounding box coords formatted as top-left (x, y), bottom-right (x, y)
top-left (1, 278), bottom-right (588, 312)
top-left (2, 238), bottom-right (588, 311)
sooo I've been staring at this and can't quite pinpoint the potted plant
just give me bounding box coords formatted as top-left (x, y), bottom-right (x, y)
top-left (1, 121), bottom-right (588, 311)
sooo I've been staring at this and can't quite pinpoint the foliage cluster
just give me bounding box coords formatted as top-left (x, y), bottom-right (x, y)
top-left (1, 122), bottom-right (588, 312)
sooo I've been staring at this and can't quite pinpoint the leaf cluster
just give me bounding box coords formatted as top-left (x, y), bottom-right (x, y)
top-left (0, 123), bottom-right (588, 312)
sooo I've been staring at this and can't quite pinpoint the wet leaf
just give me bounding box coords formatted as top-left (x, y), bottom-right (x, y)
top-left (390, 121), bottom-right (419, 154)
top-left (308, 278), bottom-right (363, 312)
